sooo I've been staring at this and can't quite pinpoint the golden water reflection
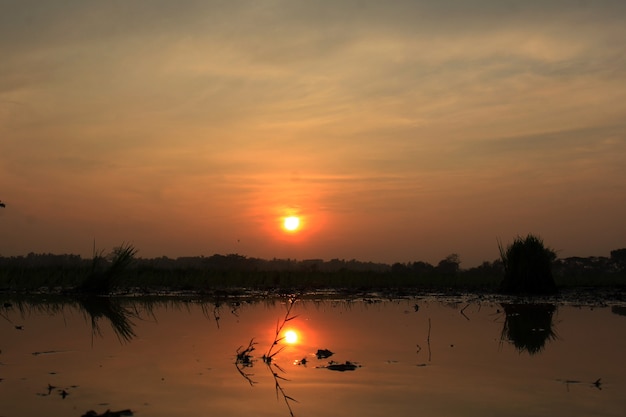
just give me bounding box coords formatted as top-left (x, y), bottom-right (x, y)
top-left (1, 296), bottom-right (625, 417)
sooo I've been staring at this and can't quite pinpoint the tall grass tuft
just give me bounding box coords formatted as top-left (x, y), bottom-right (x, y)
top-left (78, 243), bottom-right (138, 294)
top-left (499, 234), bottom-right (557, 294)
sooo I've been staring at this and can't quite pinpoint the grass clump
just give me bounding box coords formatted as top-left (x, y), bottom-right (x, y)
top-left (499, 234), bottom-right (557, 295)
top-left (78, 243), bottom-right (138, 294)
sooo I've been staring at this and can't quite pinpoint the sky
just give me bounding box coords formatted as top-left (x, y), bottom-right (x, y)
top-left (1, 0), bottom-right (626, 267)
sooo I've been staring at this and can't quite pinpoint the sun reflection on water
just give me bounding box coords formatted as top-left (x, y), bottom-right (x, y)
top-left (284, 329), bottom-right (298, 344)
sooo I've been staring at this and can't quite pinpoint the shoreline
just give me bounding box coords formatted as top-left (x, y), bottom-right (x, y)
top-left (2, 286), bottom-right (625, 307)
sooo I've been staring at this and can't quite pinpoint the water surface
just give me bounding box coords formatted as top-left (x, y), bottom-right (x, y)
top-left (1, 295), bottom-right (625, 416)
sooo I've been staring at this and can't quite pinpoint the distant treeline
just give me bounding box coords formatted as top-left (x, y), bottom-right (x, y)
top-left (0, 253), bottom-right (391, 272)
top-left (0, 249), bottom-right (625, 291)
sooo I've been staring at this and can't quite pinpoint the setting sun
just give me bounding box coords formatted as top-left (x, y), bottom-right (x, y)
top-left (283, 216), bottom-right (300, 232)
top-left (284, 330), bottom-right (298, 344)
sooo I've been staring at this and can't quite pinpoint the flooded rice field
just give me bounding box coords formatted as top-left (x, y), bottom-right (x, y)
top-left (1, 294), bottom-right (625, 417)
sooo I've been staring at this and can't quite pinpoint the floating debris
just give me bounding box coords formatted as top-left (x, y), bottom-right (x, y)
top-left (81, 409), bottom-right (133, 417)
top-left (557, 378), bottom-right (603, 390)
top-left (32, 350), bottom-right (66, 356)
top-left (235, 339), bottom-right (256, 367)
top-left (316, 349), bottom-right (334, 359)
top-left (325, 361), bottom-right (360, 372)
top-left (35, 383), bottom-right (58, 397)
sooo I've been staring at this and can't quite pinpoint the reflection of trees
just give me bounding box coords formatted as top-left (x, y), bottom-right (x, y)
top-left (500, 303), bottom-right (558, 355)
top-left (611, 306), bottom-right (626, 317)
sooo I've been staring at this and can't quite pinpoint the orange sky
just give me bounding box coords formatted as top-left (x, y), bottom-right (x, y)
top-left (1, 1), bottom-right (625, 266)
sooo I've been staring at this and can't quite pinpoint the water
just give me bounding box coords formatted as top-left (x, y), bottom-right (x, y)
top-left (1, 295), bottom-right (625, 417)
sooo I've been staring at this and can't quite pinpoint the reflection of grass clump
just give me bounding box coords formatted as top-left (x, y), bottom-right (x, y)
top-left (501, 303), bottom-right (558, 355)
top-left (499, 235), bottom-right (557, 294)
top-left (78, 296), bottom-right (137, 343)
top-left (79, 244), bottom-right (137, 294)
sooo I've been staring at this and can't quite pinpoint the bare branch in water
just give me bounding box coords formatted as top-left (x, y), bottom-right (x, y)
top-left (234, 296), bottom-right (300, 416)
top-left (264, 296), bottom-right (299, 362)
top-left (269, 363), bottom-right (297, 417)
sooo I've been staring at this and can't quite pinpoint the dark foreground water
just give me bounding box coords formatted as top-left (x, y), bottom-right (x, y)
top-left (1, 294), bottom-right (625, 417)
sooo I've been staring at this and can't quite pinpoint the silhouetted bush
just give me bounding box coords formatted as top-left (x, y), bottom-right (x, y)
top-left (499, 234), bottom-right (557, 294)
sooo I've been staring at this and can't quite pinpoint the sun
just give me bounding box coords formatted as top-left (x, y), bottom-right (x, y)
top-left (283, 216), bottom-right (300, 232)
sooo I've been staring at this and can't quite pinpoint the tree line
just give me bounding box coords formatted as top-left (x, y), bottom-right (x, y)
top-left (1, 248), bottom-right (624, 278)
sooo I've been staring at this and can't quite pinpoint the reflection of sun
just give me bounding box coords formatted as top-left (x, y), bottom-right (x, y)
top-left (284, 330), bottom-right (298, 344)
top-left (283, 216), bottom-right (300, 232)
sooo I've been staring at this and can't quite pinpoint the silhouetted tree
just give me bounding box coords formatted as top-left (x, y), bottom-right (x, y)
top-left (610, 248), bottom-right (626, 271)
top-left (610, 248), bottom-right (626, 262)
top-left (391, 262), bottom-right (410, 274)
top-left (499, 235), bottom-right (557, 294)
top-left (411, 261), bottom-right (434, 275)
top-left (436, 253), bottom-right (460, 275)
